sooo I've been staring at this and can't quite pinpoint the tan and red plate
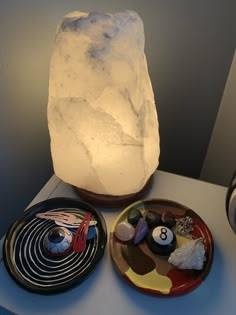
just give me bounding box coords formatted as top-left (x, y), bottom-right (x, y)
top-left (109, 199), bottom-right (214, 296)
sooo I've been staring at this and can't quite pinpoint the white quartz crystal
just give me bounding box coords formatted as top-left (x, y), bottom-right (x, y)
top-left (47, 10), bottom-right (160, 196)
top-left (168, 239), bottom-right (206, 270)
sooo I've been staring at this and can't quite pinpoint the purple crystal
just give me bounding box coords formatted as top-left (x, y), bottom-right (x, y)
top-left (133, 218), bottom-right (149, 245)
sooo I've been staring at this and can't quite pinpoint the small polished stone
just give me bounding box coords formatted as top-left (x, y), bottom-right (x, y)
top-left (133, 218), bottom-right (149, 245)
top-left (115, 221), bottom-right (135, 242)
top-left (144, 211), bottom-right (161, 228)
top-left (128, 208), bottom-right (143, 226)
top-left (161, 210), bottom-right (176, 228)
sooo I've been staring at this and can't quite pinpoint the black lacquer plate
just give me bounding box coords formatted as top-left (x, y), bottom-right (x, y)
top-left (3, 198), bottom-right (107, 294)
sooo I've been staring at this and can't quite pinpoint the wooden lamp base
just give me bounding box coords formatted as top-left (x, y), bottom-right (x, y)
top-left (73, 175), bottom-right (153, 208)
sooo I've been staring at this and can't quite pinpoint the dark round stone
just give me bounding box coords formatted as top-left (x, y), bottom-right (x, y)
top-left (144, 211), bottom-right (161, 228)
top-left (161, 210), bottom-right (176, 228)
top-left (127, 209), bottom-right (143, 226)
top-left (48, 227), bottom-right (65, 244)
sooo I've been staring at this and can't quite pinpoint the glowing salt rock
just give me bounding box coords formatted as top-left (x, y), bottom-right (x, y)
top-left (48, 10), bottom-right (160, 196)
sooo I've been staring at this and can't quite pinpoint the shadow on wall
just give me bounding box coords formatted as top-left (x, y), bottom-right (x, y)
top-left (200, 51), bottom-right (236, 187)
top-left (0, 2), bottom-right (56, 237)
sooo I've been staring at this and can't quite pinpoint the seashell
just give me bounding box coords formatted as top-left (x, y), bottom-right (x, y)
top-left (168, 238), bottom-right (206, 270)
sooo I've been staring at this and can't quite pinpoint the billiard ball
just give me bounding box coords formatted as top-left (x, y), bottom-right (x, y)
top-left (146, 225), bottom-right (176, 256)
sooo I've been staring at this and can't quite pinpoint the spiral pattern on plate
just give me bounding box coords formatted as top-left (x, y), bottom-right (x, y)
top-left (12, 208), bottom-right (98, 288)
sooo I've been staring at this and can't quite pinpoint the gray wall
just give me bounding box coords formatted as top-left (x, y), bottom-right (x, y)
top-left (0, 0), bottom-right (236, 237)
top-left (201, 51), bottom-right (236, 186)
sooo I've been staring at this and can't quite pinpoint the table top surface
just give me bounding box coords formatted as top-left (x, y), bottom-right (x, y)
top-left (0, 170), bottom-right (236, 315)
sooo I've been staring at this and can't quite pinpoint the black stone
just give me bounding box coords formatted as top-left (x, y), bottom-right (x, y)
top-left (144, 211), bottom-right (161, 228)
top-left (127, 209), bottom-right (143, 226)
top-left (161, 211), bottom-right (176, 228)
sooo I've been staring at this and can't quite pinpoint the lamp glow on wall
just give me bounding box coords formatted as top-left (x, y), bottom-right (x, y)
top-left (47, 10), bottom-right (160, 206)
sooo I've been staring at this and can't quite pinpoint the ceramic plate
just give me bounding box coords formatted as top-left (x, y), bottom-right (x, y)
top-left (3, 198), bottom-right (107, 294)
top-left (110, 199), bottom-right (213, 296)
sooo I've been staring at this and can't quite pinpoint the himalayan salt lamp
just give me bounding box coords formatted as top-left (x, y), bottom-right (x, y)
top-left (47, 10), bottom-right (160, 205)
